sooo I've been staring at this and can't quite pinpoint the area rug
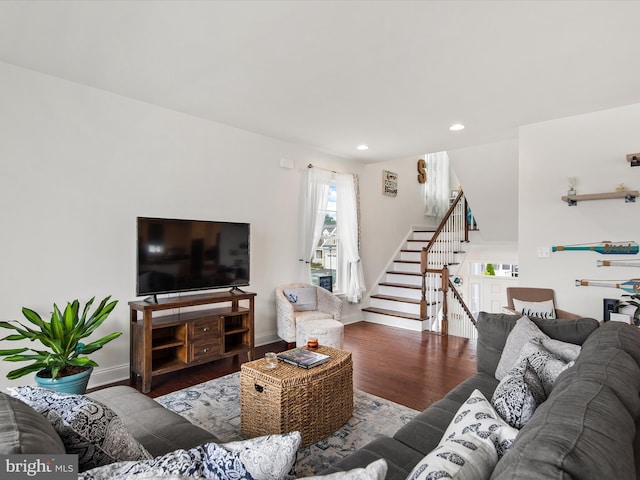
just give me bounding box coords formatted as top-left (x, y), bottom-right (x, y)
top-left (155, 372), bottom-right (419, 477)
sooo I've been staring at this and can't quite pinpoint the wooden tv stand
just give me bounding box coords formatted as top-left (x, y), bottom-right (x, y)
top-left (129, 290), bottom-right (256, 393)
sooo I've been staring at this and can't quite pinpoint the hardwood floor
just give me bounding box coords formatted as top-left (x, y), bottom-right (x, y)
top-left (102, 321), bottom-right (477, 412)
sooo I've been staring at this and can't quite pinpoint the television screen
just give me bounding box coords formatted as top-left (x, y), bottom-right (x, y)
top-left (137, 217), bottom-right (250, 296)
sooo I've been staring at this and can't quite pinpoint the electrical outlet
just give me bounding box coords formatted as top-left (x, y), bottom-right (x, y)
top-left (537, 247), bottom-right (551, 258)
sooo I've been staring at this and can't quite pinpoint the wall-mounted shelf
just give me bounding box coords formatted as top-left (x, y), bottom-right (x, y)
top-left (561, 191), bottom-right (639, 206)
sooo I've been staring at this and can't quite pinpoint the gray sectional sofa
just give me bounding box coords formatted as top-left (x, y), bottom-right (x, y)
top-left (2, 312), bottom-right (640, 479)
top-left (322, 313), bottom-right (640, 479)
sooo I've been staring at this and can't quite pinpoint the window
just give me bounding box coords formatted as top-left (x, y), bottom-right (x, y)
top-left (311, 184), bottom-right (339, 291)
top-left (302, 167), bottom-right (365, 303)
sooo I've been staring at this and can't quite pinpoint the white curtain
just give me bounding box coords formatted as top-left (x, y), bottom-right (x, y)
top-left (335, 173), bottom-right (366, 304)
top-left (299, 168), bottom-right (331, 282)
top-left (424, 151), bottom-right (451, 218)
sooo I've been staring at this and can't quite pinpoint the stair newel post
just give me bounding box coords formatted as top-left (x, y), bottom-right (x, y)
top-left (463, 196), bottom-right (469, 243)
top-left (420, 247), bottom-right (428, 319)
top-left (441, 265), bottom-right (449, 335)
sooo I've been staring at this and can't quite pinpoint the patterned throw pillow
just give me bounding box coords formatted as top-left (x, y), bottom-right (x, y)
top-left (512, 299), bottom-right (556, 319)
top-left (79, 432), bottom-right (302, 480)
top-left (407, 390), bottom-right (519, 480)
top-left (518, 338), bottom-right (574, 395)
top-left (221, 432), bottom-right (301, 480)
top-left (491, 357), bottom-right (547, 429)
top-left (8, 386), bottom-right (152, 471)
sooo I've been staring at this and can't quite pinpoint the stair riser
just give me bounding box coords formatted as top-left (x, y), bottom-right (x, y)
top-left (406, 241), bottom-right (430, 250)
top-left (378, 285), bottom-right (422, 299)
top-left (412, 232), bottom-right (434, 241)
top-left (369, 298), bottom-right (421, 315)
top-left (392, 262), bottom-right (421, 273)
top-left (363, 311), bottom-right (433, 332)
top-left (385, 273), bottom-right (422, 286)
top-left (399, 251), bottom-right (421, 262)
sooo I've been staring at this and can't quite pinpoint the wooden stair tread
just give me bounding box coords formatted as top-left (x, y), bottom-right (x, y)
top-left (370, 294), bottom-right (420, 304)
top-left (362, 307), bottom-right (427, 321)
top-left (386, 270), bottom-right (421, 277)
top-left (378, 282), bottom-right (422, 290)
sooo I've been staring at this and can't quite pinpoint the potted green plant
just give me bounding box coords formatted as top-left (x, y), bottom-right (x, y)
top-left (618, 293), bottom-right (640, 327)
top-left (0, 295), bottom-right (122, 393)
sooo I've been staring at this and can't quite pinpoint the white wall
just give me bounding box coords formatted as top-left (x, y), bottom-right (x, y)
top-left (519, 103), bottom-right (640, 318)
top-left (448, 139), bottom-right (519, 242)
top-left (0, 61), bottom-right (364, 390)
top-left (359, 157), bottom-right (438, 291)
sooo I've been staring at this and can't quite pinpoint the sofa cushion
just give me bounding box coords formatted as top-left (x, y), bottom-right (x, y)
top-left (321, 436), bottom-right (424, 480)
top-left (407, 390), bottom-right (518, 480)
top-left (0, 392), bottom-right (66, 454)
top-left (393, 373), bottom-right (499, 457)
top-left (303, 459), bottom-right (387, 480)
top-left (87, 385), bottom-right (218, 456)
top-left (476, 312), bottom-right (598, 377)
top-left (491, 322), bottom-right (640, 480)
top-left (9, 386), bottom-right (152, 471)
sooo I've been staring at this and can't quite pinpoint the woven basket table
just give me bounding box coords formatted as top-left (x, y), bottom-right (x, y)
top-left (240, 346), bottom-right (353, 447)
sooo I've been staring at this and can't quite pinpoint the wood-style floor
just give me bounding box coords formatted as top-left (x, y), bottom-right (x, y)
top-left (106, 321), bottom-right (477, 412)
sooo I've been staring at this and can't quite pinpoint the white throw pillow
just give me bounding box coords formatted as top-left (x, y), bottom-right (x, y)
top-left (300, 459), bottom-right (387, 480)
top-left (284, 287), bottom-right (317, 311)
top-left (512, 299), bottom-right (556, 319)
top-left (495, 316), bottom-right (550, 380)
top-left (407, 390), bottom-right (519, 480)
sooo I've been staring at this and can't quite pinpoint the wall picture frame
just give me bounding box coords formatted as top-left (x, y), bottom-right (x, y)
top-left (383, 170), bottom-right (398, 197)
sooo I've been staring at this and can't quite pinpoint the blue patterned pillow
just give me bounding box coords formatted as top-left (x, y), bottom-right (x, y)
top-left (9, 386), bottom-right (151, 471)
top-left (407, 390), bottom-right (519, 480)
top-left (79, 432), bottom-right (301, 480)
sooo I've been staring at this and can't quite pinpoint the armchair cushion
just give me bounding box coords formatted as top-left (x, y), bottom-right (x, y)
top-left (284, 287), bottom-right (317, 311)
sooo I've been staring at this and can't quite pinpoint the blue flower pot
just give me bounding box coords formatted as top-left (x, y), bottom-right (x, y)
top-left (34, 367), bottom-right (93, 394)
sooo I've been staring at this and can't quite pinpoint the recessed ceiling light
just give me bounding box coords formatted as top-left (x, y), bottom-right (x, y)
top-left (357, 144), bottom-right (369, 151)
top-left (449, 123), bottom-right (465, 131)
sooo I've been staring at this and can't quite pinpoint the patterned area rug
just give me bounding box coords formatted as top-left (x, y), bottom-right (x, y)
top-left (156, 372), bottom-right (418, 477)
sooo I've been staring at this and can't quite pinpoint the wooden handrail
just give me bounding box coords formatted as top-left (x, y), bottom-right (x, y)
top-left (420, 188), bottom-right (476, 335)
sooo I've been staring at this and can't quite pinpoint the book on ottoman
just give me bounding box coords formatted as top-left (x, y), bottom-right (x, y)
top-left (277, 348), bottom-right (330, 369)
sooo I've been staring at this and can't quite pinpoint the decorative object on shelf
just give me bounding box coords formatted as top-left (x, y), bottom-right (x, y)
top-left (383, 170), bottom-right (398, 197)
top-left (567, 177), bottom-right (577, 196)
top-left (615, 183), bottom-right (628, 192)
top-left (0, 296), bottom-right (121, 394)
top-left (561, 190), bottom-right (639, 205)
top-left (627, 152), bottom-right (640, 167)
top-left (575, 278), bottom-right (640, 294)
top-left (598, 259), bottom-right (640, 267)
top-left (306, 337), bottom-right (319, 349)
top-left (552, 241), bottom-right (639, 255)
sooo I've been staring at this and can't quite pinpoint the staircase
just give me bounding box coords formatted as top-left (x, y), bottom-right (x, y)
top-left (363, 190), bottom-right (477, 336)
top-left (363, 229), bottom-right (436, 331)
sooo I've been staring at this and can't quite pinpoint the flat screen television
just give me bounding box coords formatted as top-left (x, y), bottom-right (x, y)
top-left (136, 217), bottom-right (250, 298)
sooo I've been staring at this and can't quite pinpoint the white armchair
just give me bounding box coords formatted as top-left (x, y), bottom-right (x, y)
top-left (276, 283), bottom-right (343, 348)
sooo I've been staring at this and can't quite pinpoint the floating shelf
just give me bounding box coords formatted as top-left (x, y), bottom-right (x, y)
top-left (561, 191), bottom-right (639, 206)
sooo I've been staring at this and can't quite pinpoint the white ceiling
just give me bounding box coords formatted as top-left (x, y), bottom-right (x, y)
top-left (1, 0), bottom-right (640, 162)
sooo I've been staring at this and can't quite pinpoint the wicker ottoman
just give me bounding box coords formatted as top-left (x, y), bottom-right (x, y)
top-left (240, 346), bottom-right (353, 447)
